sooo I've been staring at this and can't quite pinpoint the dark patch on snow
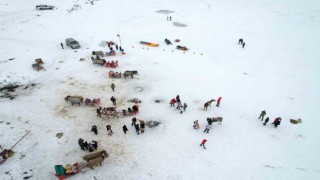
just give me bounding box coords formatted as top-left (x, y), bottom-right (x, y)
top-left (56, 133), bottom-right (63, 139)
top-left (155, 10), bottom-right (174, 14)
top-left (0, 83), bottom-right (39, 100)
top-left (146, 121), bottom-right (161, 128)
top-left (155, 100), bottom-right (162, 103)
top-left (173, 22), bottom-right (187, 27)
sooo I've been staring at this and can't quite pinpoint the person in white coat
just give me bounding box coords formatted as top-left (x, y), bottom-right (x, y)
top-left (204, 124), bottom-right (212, 133)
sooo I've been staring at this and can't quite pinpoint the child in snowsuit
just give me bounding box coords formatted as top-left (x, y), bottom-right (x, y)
top-left (263, 117), bottom-right (269, 126)
top-left (91, 125), bottom-right (98, 135)
top-left (200, 139), bottom-right (207, 149)
top-left (183, 103), bottom-right (188, 111)
top-left (259, 110), bottom-right (266, 121)
top-left (123, 125), bottom-right (128, 134)
top-left (204, 124), bottom-right (212, 133)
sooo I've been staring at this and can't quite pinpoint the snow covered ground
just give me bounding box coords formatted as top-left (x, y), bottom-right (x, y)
top-left (0, 0), bottom-right (320, 179)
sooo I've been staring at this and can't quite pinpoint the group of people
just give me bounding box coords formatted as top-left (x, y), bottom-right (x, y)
top-left (78, 138), bottom-right (98, 152)
top-left (258, 110), bottom-right (282, 128)
top-left (131, 117), bottom-right (146, 135)
top-left (170, 95), bottom-right (188, 113)
top-left (107, 41), bottom-right (125, 54)
top-left (167, 16), bottom-right (172, 21)
top-left (238, 38), bottom-right (246, 48)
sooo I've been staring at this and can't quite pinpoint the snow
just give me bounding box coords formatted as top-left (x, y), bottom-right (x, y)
top-left (0, 0), bottom-right (320, 179)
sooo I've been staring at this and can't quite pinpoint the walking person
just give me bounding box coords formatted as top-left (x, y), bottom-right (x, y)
top-left (83, 141), bottom-right (88, 151)
top-left (204, 124), bottom-right (212, 133)
top-left (123, 125), bottom-right (128, 134)
top-left (96, 107), bottom-right (102, 117)
top-left (115, 44), bottom-right (119, 51)
top-left (135, 123), bottom-right (140, 135)
top-left (263, 117), bottom-right (269, 126)
top-left (78, 138), bottom-right (84, 150)
top-left (216, 97), bottom-right (222, 107)
top-left (111, 83), bottom-right (115, 92)
top-left (60, 42), bottom-right (64, 49)
top-left (242, 42), bottom-right (245, 48)
top-left (170, 98), bottom-right (177, 107)
top-left (169, 16), bottom-right (172, 21)
top-left (183, 103), bottom-right (188, 111)
top-left (258, 110), bottom-right (266, 121)
top-left (110, 96), bottom-right (116, 105)
top-left (272, 117), bottom-right (282, 128)
top-left (91, 125), bottom-right (98, 135)
top-left (140, 120), bottom-right (145, 134)
top-left (132, 117), bottom-right (137, 126)
top-left (91, 140), bottom-right (98, 150)
top-left (238, 39), bottom-right (243, 45)
top-left (200, 139), bottom-right (207, 149)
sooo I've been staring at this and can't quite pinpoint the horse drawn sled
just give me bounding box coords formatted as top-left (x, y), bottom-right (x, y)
top-left (105, 60), bottom-right (118, 68)
top-left (109, 70), bottom-right (122, 78)
top-left (54, 150), bottom-right (108, 179)
top-left (176, 45), bottom-right (189, 51)
top-left (101, 107), bottom-right (119, 118)
top-left (65, 96), bottom-right (100, 106)
top-left (85, 98), bottom-right (100, 107)
top-left (32, 58), bottom-right (46, 71)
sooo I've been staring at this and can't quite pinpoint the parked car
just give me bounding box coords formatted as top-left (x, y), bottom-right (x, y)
top-left (65, 38), bottom-right (81, 49)
top-left (36, 5), bottom-right (55, 10)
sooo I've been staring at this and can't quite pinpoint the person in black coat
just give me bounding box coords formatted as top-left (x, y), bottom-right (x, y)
top-left (238, 39), bottom-right (243, 45)
top-left (83, 141), bottom-right (88, 151)
top-left (116, 44), bottom-right (119, 50)
top-left (96, 108), bottom-right (101, 117)
top-left (91, 125), bottom-right (98, 135)
top-left (91, 140), bottom-right (97, 150)
top-left (110, 96), bottom-right (116, 105)
top-left (123, 125), bottom-right (128, 134)
top-left (135, 123), bottom-right (140, 135)
top-left (242, 42), bottom-right (245, 48)
top-left (263, 117), bottom-right (269, 126)
top-left (207, 118), bottom-right (213, 125)
top-left (140, 121), bottom-right (145, 134)
top-left (78, 138), bottom-right (84, 150)
top-left (128, 108), bottom-right (133, 115)
top-left (132, 117), bottom-right (137, 126)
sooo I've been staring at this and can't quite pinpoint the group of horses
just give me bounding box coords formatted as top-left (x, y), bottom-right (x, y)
top-left (108, 70), bottom-right (138, 78)
top-left (65, 96), bottom-right (99, 106)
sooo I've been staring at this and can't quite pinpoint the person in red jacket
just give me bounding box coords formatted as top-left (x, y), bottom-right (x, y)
top-left (200, 139), bottom-right (207, 149)
top-left (272, 117), bottom-right (282, 128)
top-left (216, 97), bottom-right (222, 107)
top-left (170, 98), bottom-right (177, 107)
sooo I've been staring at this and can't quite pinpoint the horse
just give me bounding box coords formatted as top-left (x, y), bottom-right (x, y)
top-left (123, 70), bottom-right (138, 78)
top-left (64, 95), bottom-right (84, 106)
top-left (32, 64), bottom-right (44, 71)
top-left (92, 59), bottom-right (106, 66)
top-left (85, 156), bottom-right (105, 169)
top-left (83, 150), bottom-right (108, 162)
top-left (207, 117), bottom-right (223, 125)
top-left (290, 118), bottom-right (302, 124)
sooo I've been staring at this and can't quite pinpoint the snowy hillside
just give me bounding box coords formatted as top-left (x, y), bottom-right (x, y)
top-left (1, 0), bottom-right (320, 179)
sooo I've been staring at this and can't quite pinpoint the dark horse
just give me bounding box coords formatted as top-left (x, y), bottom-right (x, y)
top-left (123, 70), bottom-right (138, 78)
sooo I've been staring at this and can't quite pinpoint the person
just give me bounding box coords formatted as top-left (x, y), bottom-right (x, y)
top-left (96, 107), bottom-right (101, 117)
top-left (259, 110), bottom-right (266, 121)
top-left (106, 125), bottom-right (113, 136)
top-left (242, 42), bottom-right (245, 48)
top-left (110, 96), bottom-right (116, 105)
top-left (176, 99), bottom-right (182, 110)
top-left (78, 138), bottom-right (84, 150)
top-left (207, 118), bottom-right (213, 125)
top-left (83, 141), bottom-right (88, 151)
top-left (111, 83), bottom-right (115, 92)
top-left (140, 120), bottom-right (145, 134)
top-left (183, 103), bottom-right (188, 111)
top-left (132, 117), bottom-right (137, 126)
top-left (122, 109), bottom-right (127, 116)
top-left (176, 95), bottom-right (180, 102)
top-left (193, 120), bottom-right (200, 130)
top-left (91, 140), bottom-right (98, 150)
top-left (91, 125), bottom-right (98, 135)
top-left (200, 139), bottom-right (207, 149)
top-left (128, 108), bottom-right (133, 115)
top-left (204, 124), bottom-right (212, 133)
top-left (60, 42), bottom-right (64, 49)
top-left (135, 123), bottom-right (140, 135)
top-left (167, 16), bottom-right (169, 21)
top-left (88, 143), bottom-right (94, 152)
top-left (238, 39), bottom-right (243, 45)
top-left (123, 125), bottom-right (128, 134)
top-left (272, 117), bottom-right (281, 128)
top-left (216, 97), bottom-right (222, 107)
top-left (263, 117), bottom-right (269, 126)
top-left (132, 105), bottom-right (139, 114)
top-left (170, 98), bottom-right (177, 107)
top-left (115, 44), bottom-right (119, 50)
top-left (169, 16), bottom-right (172, 21)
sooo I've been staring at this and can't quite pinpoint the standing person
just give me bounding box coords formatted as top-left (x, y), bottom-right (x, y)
top-left (91, 125), bottom-right (98, 135)
top-left (83, 141), bottom-right (88, 151)
top-left (132, 117), bottom-right (137, 126)
top-left (258, 110), bottom-right (266, 121)
top-left (242, 42), bottom-right (245, 48)
top-left (183, 103), bottom-right (188, 111)
top-left (204, 124), bottom-right (212, 133)
top-left (135, 123), bottom-right (140, 135)
top-left (110, 96), bottom-right (116, 105)
top-left (78, 138), bottom-right (84, 150)
top-left (170, 98), bottom-right (177, 107)
top-left (96, 107), bottom-right (101, 117)
top-left (170, 16), bottom-right (172, 21)
top-left (91, 140), bottom-right (98, 150)
top-left (263, 117), bottom-right (269, 126)
top-left (106, 125), bottom-right (113, 136)
top-left (119, 46), bottom-right (122, 51)
top-left (176, 95), bottom-right (180, 102)
top-left (272, 117), bottom-right (281, 128)
top-left (88, 143), bottom-right (94, 152)
top-left (123, 125), bottom-right (128, 134)
top-left (167, 16), bottom-right (169, 21)
top-left (115, 44), bottom-right (119, 50)
top-left (207, 118), bottom-right (213, 125)
top-left (238, 39), bottom-right (243, 45)
top-left (216, 97), bottom-right (222, 107)
top-left (111, 83), bottom-right (115, 92)
top-left (200, 139), bottom-right (207, 149)
top-left (140, 120), bottom-right (145, 134)
top-left (193, 120), bottom-right (200, 130)
top-left (60, 42), bottom-right (64, 49)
